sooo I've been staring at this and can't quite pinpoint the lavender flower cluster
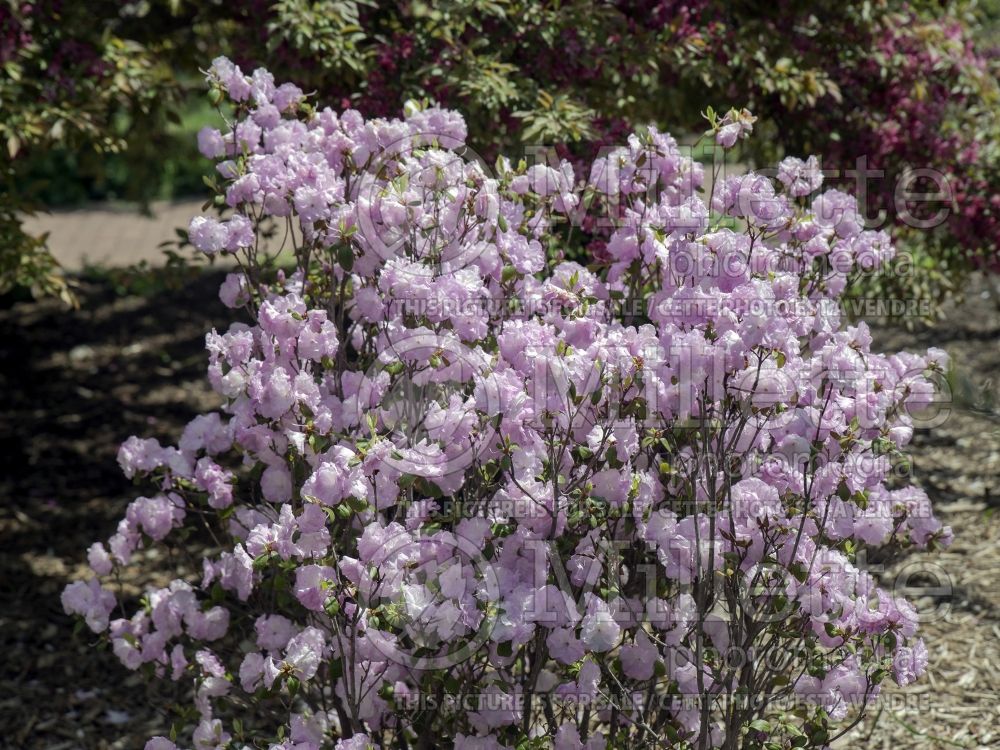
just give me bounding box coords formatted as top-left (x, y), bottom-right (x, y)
top-left (64, 59), bottom-right (952, 750)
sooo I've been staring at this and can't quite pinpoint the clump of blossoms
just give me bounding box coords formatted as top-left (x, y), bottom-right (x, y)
top-left (64, 60), bottom-right (953, 750)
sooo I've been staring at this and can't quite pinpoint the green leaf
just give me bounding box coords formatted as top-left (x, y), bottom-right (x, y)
top-left (338, 243), bottom-right (354, 271)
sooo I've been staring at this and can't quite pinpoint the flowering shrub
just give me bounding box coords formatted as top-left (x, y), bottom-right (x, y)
top-left (226, 0), bottom-right (999, 286)
top-left (64, 61), bottom-right (954, 750)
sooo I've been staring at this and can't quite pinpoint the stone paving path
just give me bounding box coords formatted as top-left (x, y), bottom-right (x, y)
top-left (23, 199), bottom-right (206, 270)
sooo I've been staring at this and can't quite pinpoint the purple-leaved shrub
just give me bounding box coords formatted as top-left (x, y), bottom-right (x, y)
top-left (64, 59), bottom-right (953, 750)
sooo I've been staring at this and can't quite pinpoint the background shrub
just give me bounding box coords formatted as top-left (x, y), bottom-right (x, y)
top-left (5, 1), bottom-right (997, 313)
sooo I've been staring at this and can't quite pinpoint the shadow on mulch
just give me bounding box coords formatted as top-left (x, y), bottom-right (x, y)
top-left (0, 270), bottom-right (233, 749)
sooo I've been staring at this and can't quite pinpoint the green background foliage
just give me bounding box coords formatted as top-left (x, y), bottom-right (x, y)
top-left (3, 0), bottom-right (997, 312)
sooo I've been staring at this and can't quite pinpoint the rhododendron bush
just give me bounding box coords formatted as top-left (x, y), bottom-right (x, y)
top-left (64, 61), bottom-right (954, 750)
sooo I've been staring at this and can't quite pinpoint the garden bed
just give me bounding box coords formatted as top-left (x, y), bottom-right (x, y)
top-left (1, 271), bottom-right (997, 749)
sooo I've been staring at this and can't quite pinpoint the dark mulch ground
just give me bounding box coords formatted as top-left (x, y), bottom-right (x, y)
top-left (0, 272), bottom-right (231, 750)
top-left (1, 271), bottom-right (997, 749)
